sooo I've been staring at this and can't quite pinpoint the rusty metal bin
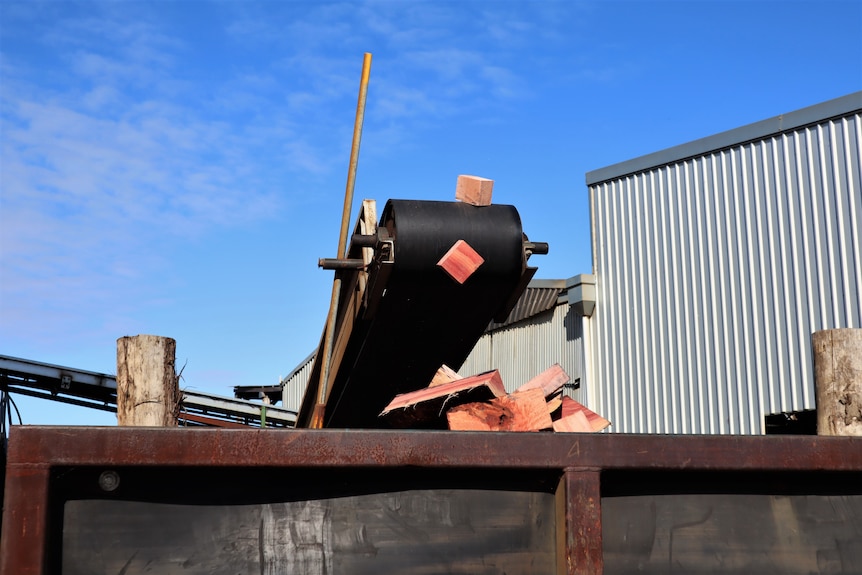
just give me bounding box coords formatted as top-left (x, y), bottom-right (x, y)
top-left (2, 427), bottom-right (861, 574)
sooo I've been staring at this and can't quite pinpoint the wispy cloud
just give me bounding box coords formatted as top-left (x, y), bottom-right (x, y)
top-left (0, 0), bottom-right (590, 352)
top-left (0, 5), bottom-right (299, 345)
top-left (220, 1), bottom-right (557, 131)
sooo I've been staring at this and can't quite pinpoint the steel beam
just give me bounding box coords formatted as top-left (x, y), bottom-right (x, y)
top-left (4, 426), bottom-right (861, 471)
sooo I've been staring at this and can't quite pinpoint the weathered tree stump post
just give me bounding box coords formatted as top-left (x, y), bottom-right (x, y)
top-left (116, 335), bottom-right (179, 426)
top-left (813, 328), bottom-right (862, 436)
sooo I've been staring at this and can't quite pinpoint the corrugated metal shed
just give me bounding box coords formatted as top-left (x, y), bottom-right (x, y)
top-left (586, 91), bottom-right (862, 435)
top-left (279, 351), bottom-right (315, 413)
top-left (460, 277), bottom-right (591, 406)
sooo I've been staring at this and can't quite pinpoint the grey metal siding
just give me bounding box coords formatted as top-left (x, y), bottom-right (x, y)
top-left (459, 303), bottom-right (589, 405)
top-left (588, 106), bottom-right (862, 435)
top-left (280, 353), bottom-right (314, 413)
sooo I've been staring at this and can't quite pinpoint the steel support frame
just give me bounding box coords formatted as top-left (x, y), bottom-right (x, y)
top-left (2, 427), bottom-right (861, 574)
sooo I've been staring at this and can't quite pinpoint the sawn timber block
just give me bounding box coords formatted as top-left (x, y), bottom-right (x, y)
top-left (455, 174), bottom-right (494, 206)
top-left (437, 239), bottom-right (484, 284)
top-left (429, 364), bottom-right (463, 387)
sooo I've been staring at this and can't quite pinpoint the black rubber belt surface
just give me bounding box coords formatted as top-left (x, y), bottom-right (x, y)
top-left (324, 199), bottom-right (526, 428)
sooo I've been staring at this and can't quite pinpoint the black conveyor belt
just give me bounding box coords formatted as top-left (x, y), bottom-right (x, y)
top-left (319, 199), bottom-right (530, 429)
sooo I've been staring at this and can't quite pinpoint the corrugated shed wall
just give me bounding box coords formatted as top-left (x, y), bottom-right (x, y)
top-left (459, 302), bottom-right (589, 405)
top-left (280, 353), bottom-right (314, 413)
top-left (588, 109), bottom-right (862, 434)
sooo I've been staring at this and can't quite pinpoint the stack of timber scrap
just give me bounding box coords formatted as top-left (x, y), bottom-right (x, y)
top-left (380, 363), bottom-right (611, 433)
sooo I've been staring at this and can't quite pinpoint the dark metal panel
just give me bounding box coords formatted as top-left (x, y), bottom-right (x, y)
top-left (62, 490), bottom-right (557, 575)
top-left (602, 491), bottom-right (862, 573)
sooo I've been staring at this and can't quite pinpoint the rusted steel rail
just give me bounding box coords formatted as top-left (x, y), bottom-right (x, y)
top-left (3, 427), bottom-right (862, 470)
top-left (2, 427), bottom-right (861, 574)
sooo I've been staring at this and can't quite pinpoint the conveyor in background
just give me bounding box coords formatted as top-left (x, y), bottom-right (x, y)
top-left (0, 354), bottom-right (295, 428)
top-left (297, 198), bottom-right (547, 428)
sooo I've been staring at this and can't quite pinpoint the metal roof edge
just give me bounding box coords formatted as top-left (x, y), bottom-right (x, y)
top-left (526, 278), bottom-right (567, 290)
top-left (585, 91), bottom-right (862, 186)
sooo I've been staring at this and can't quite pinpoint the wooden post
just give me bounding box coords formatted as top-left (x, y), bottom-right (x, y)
top-left (813, 328), bottom-right (862, 436)
top-left (116, 335), bottom-right (179, 426)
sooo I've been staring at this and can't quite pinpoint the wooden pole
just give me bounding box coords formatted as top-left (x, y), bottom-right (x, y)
top-left (116, 335), bottom-right (179, 427)
top-left (312, 52), bottom-right (372, 429)
top-left (813, 328), bottom-right (862, 436)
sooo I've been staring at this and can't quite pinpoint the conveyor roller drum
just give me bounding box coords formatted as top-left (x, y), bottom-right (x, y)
top-left (300, 199), bottom-right (545, 429)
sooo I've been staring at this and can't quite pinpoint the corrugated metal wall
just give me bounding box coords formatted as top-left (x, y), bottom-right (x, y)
top-left (588, 106), bottom-right (862, 434)
top-left (460, 302), bottom-right (589, 405)
top-left (280, 353), bottom-right (314, 413)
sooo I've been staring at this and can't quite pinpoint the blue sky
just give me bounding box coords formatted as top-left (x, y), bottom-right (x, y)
top-left (1, 0), bottom-right (860, 425)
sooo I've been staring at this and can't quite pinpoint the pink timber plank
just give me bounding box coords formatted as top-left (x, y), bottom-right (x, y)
top-left (516, 363), bottom-right (569, 397)
top-left (559, 396), bottom-right (611, 432)
top-left (553, 409), bottom-right (593, 433)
